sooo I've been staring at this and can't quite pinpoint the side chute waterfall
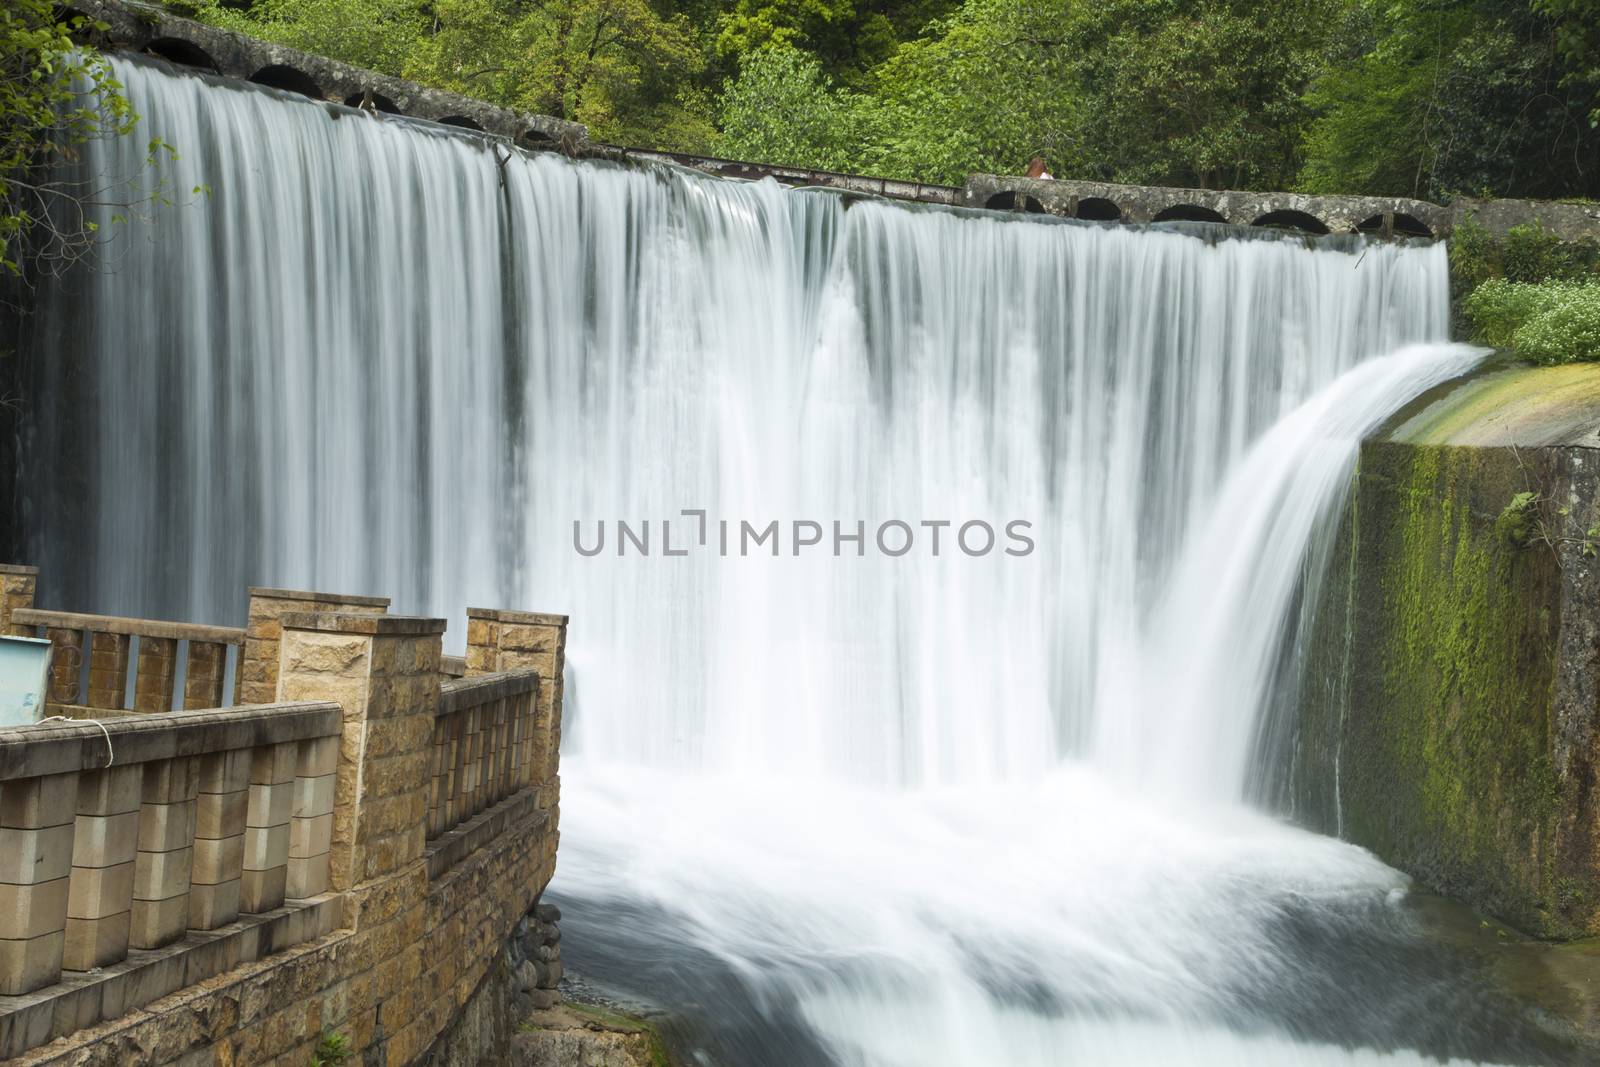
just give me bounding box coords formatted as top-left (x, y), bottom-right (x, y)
top-left (20, 57), bottom-right (1565, 1066)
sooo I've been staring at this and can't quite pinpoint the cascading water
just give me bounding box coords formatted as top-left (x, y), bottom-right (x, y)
top-left (14, 56), bottom-right (1577, 1065)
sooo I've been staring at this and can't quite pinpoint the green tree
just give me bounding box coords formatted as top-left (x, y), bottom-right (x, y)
top-left (727, 0), bottom-right (1343, 189)
top-left (189, 0), bottom-right (714, 149)
top-left (1, 0), bottom-right (145, 274)
top-left (713, 0), bottom-right (956, 82)
top-left (715, 43), bottom-right (862, 169)
top-left (1064, 0), bottom-right (1346, 189)
top-left (848, 0), bottom-right (1081, 185)
top-left (1536, 0), bottom-right (1600, 122)
top-left (1299, 0), bottom-right (1600, 200)
top-left (184, 0), bottom-right (425, 76)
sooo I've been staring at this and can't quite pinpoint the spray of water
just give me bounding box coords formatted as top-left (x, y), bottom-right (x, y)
top-left (21, 58), bottom-right (1553, 1065)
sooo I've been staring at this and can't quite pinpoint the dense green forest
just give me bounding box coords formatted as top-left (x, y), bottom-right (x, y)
top-left (169, 0), bottom-right (1600, 199)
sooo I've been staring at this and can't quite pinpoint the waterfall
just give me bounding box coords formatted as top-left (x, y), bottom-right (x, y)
top-left (27, 57), bottom-right (1452, 791)
top-left (19, 58), bottom-right (1552, 1066)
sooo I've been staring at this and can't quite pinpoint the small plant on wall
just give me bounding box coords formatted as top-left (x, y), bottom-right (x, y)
top-left (310, 1032), bottom-right (352, 1067)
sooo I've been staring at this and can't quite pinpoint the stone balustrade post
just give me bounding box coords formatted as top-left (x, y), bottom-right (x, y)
top-left (129, 758), bottom-right (198, 949)
top-left (45, 627), bottom-right (82, 706)
top-left (464, 609), bottom-right (568, 804)
top-left (183, 640), bottom-right (229, 709)
top-left (0, 564), bottom-right (38, 637)
top-left (86, 632), bottom-right (130, 710)
top-left (190, 750), bottom-right (250, 929)
top-left (241, 741), bottom-right (297, 912)
top-left (288, 735), bottom-right (337, 898)
top-left (276, 613), bottom-right (444, 892)
top-left (133, 636), bottom-right (178, 712)
top-left (0, 772), bottom-right (77, 994)
top-left (64, 766), bottom-right (140, 970)
top-left (238, 587), bottom-right (390, 706)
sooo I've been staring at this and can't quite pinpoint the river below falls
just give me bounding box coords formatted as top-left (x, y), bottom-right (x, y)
top-left (546, 762), bottom-right (1591, 1067)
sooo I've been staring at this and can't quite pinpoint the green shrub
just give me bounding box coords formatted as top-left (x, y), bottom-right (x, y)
top-left (1463, 279), bottom-right (1600, 363)
top-left (1501, 221), bottom-right (1570, 282)
top-left (1449, 217), bottom-right (1500, 292)
top-left (1462, 278), bottom-right (1544, 347)
top-left (1513, 284), bottom-right (1600, 364)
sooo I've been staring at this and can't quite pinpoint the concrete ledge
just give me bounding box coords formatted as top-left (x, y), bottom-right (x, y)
top-left (1381, 363), bottom-right (1600, 449)
top-left (10, 608), bottom-right (244, 646)
top-left (593, 146), bottom-right (962, 206)
top-left (0, 703), bottom-right (342, 778)
top-left (247, 586), bottom-right (389, 609)
top-left (466, 607), bottom-right (570, 628)
top-left (278, 612), bottom-right (447, 636)
top-left (0, 565), bottom-right (38, 577)
top-left (0, 893), bottom-right (342, 1059)
top-left (439, 670), bottom-right (539, 715)
top-left (424, 789), bottom-right (542, 881)
top-left (965, 174), bottom-right (1600, 242)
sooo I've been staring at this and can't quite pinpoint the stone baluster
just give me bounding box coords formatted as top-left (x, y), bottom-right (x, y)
top-left (85, 632), bottom-right (131, 710)
top-left (129, 758), bottom-right (198, 949)
top-left (241, 742), bottom-right (296, 913)
top-left (63, 766), bottom-right (140, 971)
top-left (133, 636), bottom-right (178, 712)
top-left (0, 772), bottom-right (77, 994)
top-left (183, 640), bottom-right (229, 709)
top-left (0, 564), bottom-right (38, 637)
top-left (45, 628), bottom-right (83, 706)
top-left (288, 735), bottom-right (337, 898)
top-left (427, 716), bottom-right (452, 837)
top-left (190, 750), bottom-right (250, 929)
top-left (461, 705), bottom-right (482, 819)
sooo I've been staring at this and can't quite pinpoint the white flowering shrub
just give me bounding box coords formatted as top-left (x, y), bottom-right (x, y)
top-left (1463, 279), bottom-right (1600, 364)
top-left (1514, 284), bottom-right (1600, 365)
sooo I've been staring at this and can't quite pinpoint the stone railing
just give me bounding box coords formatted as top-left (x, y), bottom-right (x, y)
top-left (428, 671), bottom-right (539, 840)
top-left (0, 571), bottom-right (395, 718)
top-left (0, 566), bottom-right (570, 1064)
top-left (962, 174), bottom-right (1600, 242)
top-left (0, 702), bottom-right (343, 1056)
top-left (7, 609), bottom-right (244, 715)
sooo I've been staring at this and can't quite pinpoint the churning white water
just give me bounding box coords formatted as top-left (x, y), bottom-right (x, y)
top-left (20, 57), bottom-right (1560, 1065)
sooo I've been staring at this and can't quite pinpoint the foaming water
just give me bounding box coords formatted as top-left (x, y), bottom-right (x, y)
top-left (18, 56), bottom-right (1563, 1065)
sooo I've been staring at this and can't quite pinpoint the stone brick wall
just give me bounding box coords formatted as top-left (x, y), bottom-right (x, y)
top-left (14, 607), bottom-right (562, 1066)
top-left (0, 564), bottom-right (38, 636)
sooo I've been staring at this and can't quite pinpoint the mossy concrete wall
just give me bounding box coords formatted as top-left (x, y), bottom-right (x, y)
top-left (1295, 364), bottom-right (1600, 938)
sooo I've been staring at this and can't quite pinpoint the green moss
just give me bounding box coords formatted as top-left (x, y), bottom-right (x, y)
top-left (1330, 442), bottom-right (1572, 936)
top-left (1496, 491), bottom-right (1541, 547)
top-left (521, 1002), bottom-right (675, 1067)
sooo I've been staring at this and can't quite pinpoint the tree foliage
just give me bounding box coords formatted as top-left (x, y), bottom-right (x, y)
top-left (1, 0), bottom-right (148, 275)
top-left (186, 0), bottom-right (713, 148)
top-left (1299, 0), bottom-right (1600, 200)
top-left (179, 0), bottom-right (1600, 199)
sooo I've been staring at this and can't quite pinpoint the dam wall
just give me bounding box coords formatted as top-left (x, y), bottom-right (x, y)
top-left (1294, 365), bottom-right (1600, 939)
